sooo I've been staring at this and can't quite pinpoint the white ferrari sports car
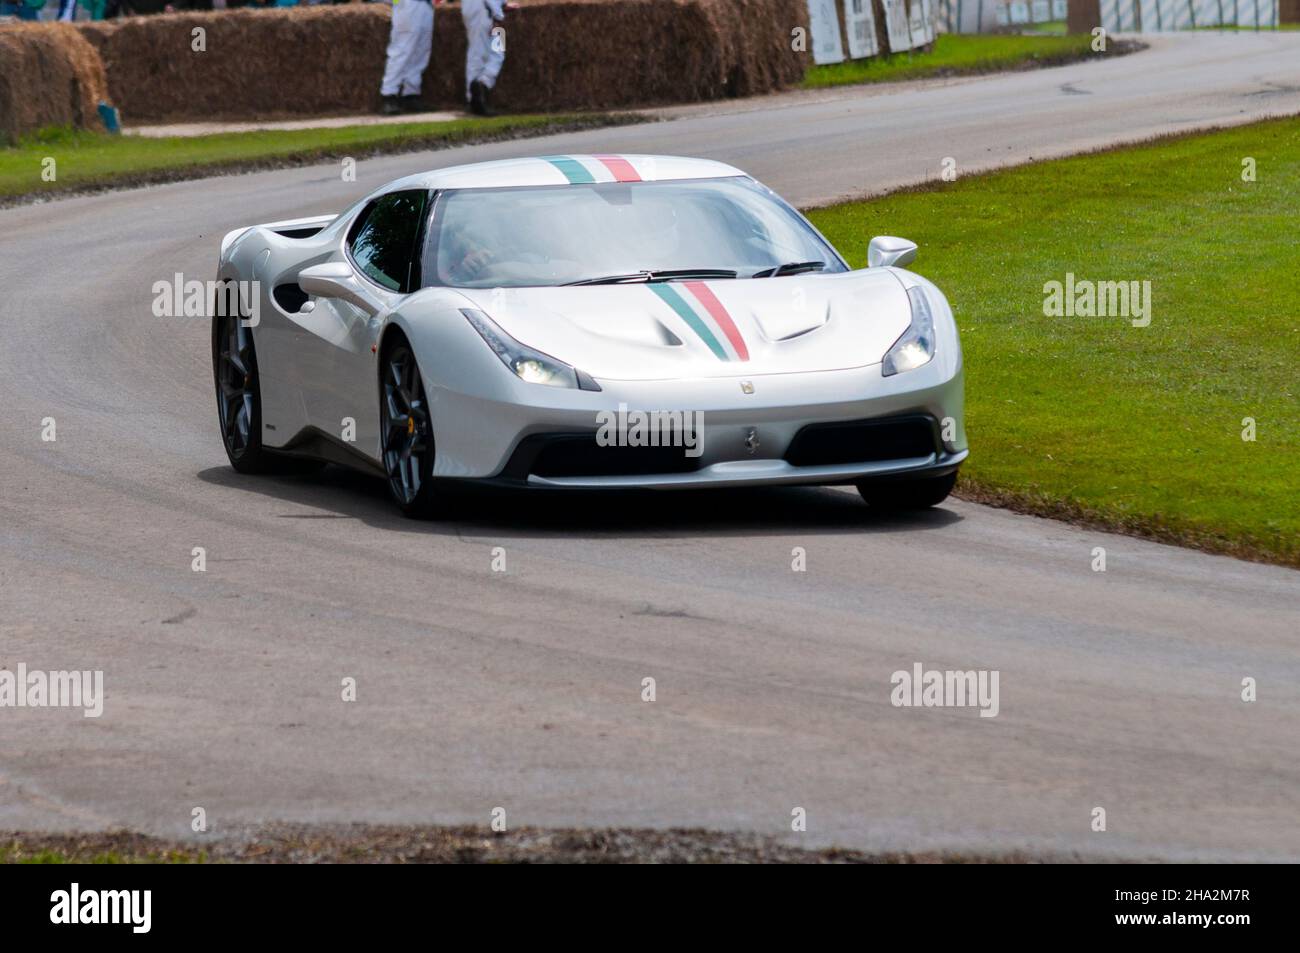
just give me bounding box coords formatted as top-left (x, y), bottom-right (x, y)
top-left (212, 154), bottom-right (966, 517)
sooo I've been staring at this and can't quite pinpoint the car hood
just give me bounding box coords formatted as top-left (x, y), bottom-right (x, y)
top-left (454, 270), bottom-right (912, 381)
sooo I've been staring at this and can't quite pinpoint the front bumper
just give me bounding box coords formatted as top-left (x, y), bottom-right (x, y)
top-left (428, 359), bottom-right (966, 487)
top-left (521, 449), bottom-right (967, 490)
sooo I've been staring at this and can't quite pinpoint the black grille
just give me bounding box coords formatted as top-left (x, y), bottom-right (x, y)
top-left (507, 434), bottom-right (700, 479)
top-left (784, 415), bottom-right (938, 467)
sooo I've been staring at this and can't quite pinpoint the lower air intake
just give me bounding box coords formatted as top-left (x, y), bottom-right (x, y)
top-left (784, 415), bottom-right (939, 467)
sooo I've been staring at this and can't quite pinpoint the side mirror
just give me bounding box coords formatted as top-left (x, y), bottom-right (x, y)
top-left (298, 261), bottom-right (383, 316)
top-left (867, 236), bottom-right (917, 269)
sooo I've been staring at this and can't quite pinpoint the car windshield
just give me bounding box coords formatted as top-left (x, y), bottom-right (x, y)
top-left (421, 176), bottom-right (846, 288)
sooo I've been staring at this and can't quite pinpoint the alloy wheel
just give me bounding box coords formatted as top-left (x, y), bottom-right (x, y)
top-left (381, 344), bottom-right (432, 505)
top-left (215, 310), bottom-right (257, 458)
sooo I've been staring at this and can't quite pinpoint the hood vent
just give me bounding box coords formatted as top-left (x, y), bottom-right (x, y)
top-left (566, 311), bottom-right (683, 347)
top-left (752, 302), bottom-right (830, 342)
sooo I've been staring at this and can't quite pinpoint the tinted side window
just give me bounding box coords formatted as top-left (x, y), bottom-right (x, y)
top-left (349, 190), bottom-right (427, 292)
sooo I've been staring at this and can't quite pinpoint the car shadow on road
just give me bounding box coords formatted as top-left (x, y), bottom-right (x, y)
top-left (197, 465), bottom-right (963, 539)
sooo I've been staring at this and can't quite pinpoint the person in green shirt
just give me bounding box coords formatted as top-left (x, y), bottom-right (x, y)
top-left (0, 0), bottom-right (44, 20)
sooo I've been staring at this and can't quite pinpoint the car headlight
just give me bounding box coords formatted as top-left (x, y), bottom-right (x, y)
top-left (461, 308), bottom-right (600, 391)
top-left (881, 286), bottom-right (936, 377)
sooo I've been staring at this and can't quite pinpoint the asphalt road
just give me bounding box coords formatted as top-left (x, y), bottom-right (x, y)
top-left (1, 33), bottom-right (1297, 860)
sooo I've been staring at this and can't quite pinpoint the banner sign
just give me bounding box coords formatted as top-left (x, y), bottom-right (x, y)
top-left (883, 0), bottom-right (914, 51)
top-left (911, 0), bottom-right (936, 43)
top-left (845, 0), bottom-right (881, 58)
top-left (1102, 0), bottom-right (1278, 29)
top-left (807, 0), bottom-right (846, 64)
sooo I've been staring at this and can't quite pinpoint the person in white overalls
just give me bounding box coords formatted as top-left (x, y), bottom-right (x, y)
top-left (462, 0), bottom-right (510, 116)
top-left (380, 0), bottom-right (435, 116)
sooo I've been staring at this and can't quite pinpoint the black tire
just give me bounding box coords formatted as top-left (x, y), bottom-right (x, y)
top-left (856, 471), bottom-right (957, 510)
top-left (212, 291), bottom-right (322, 476)
top-left (379, 337), bottom-right (443, 518)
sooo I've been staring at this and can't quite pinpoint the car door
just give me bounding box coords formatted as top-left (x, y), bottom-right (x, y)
top-left (311, 190), bottom-right (429, 462)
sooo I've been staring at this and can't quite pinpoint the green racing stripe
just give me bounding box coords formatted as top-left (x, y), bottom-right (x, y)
top-left (541, 156), bottom-right (596, 184)
top-left (647, 283), bottom-right (729, 361)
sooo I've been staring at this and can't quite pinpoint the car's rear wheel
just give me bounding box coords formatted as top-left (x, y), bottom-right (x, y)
top-left (212, 302), bottom-right (276, 473)
top-left (212, 294), bottom-right (322, 475)
top-left (380, 338), bottom-right (442, 518)
top-left (856, 471), bottom-right (957, 510)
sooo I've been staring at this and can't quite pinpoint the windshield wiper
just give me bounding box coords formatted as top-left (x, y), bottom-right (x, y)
top-left (564, 271), bottom-right (653, 286)
top-left (563, 268), bottom-right (737, 286)
top-left (645, 269), bottom-right (737, 282)
top-left (752, 260), bottom-right (826, 278)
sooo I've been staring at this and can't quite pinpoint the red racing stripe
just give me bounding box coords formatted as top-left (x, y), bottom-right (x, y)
top-left (683, 281), bottom-right (749, 361)
top-left (593, 154), bottom-right (642, 182)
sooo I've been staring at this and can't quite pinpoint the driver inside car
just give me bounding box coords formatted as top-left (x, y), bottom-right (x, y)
top-left (442, 224), bottom-right (499, 284)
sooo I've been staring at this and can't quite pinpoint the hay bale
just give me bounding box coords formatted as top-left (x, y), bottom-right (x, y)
top-left (699, 0), bottom-right (807, 97)
top-left (499, 0), bottom-right (731, 108)
top-left (1067, 0), bottom-right (1101, 33)
top-left (79, 7), bottom-right (394, 123)
top-left (0, 22), bottom-right (110, 144)
top-left (72, 0), bottom-right (807, 124)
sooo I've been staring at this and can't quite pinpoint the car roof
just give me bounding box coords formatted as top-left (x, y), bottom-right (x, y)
top-left (375, 155), bottom-right (747, 194)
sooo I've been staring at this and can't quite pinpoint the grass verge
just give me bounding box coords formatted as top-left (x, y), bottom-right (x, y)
top-left (808, 117), bottom-right (1300, 567)
top-left (803, 32), bottom-right (1126, 89)
top-left (0, 826), bottom-right (1101, 863)
top-left (0, 112), bottom-right (644, 207)
top-left (1194, 23), bottom-right (1300, 30)
top-left (1029, 20), bottom-right (1069, 35)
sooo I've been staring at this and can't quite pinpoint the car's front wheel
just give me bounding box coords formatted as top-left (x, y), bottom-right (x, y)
top-left (380, 337), bottom-right (443, 518)
top-left (856, 471), bottom-right (957, 510)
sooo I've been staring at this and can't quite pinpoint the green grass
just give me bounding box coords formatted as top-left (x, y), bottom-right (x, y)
top-left (0, 113), bottom-right (629, 202)
top-left (0, 845), bottom-right (206, 864)
top-left (803, 33), bottom-right (1098, 89)
top-left (808, 117), bottom-right (1300, 565)
top-left (1025, 19), bottom-right (1069, 35)
top-left (1194, 23), bottom-right (1300, 30)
